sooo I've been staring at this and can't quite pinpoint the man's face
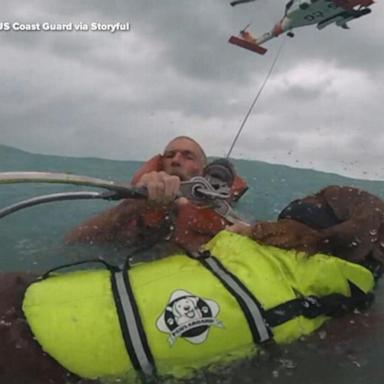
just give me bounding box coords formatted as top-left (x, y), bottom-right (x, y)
top-left (162, 138), bottom-right (205, 181)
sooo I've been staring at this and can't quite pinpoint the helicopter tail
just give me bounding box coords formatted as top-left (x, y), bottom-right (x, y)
top-left (228, 35), bottom-right (267, 54)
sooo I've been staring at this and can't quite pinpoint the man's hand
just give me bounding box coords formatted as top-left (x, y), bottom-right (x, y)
top-left (226, 220), bottom-right (253, 237)
top-left (136, 171), bottom-right (181, 206)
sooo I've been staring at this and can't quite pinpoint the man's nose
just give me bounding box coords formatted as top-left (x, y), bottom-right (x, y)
top-left (171, 152), bottom-right (183, 163)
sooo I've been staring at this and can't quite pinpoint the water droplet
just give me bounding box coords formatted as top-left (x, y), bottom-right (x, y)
top-left (279, 359), bottom-right (297, 369)
top-left (318, 330), bottom-right (327, 340)
top-left (0, 320), bottom-right (12, 327)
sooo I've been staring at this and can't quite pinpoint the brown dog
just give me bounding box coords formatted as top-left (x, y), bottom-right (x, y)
top-left (251, 186), bottom-right (384, 274)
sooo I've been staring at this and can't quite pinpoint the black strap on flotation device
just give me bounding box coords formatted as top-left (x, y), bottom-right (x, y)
top-left (110, 268), bottom-right (156, 377)
top-left (361, 257), bottom-right (383, 282)
top-left (264, 282), bottom-right (374, 328)
top-left (40, 258), bottom-right (120, 279)
top-left (199, 252), bottom-right (273, 344)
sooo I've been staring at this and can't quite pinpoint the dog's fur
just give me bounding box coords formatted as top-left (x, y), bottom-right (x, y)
top-left (252, 186), bottom-right (384, 265)
top-left (0, 272), bottom-right (97, 384)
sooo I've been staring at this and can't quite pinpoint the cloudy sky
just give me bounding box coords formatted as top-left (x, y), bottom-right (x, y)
top-left (1, 0), bottom-right (383, 179)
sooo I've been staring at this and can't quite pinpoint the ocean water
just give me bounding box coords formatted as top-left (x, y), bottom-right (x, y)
top-left (0, 144), bottom-right (383, 383)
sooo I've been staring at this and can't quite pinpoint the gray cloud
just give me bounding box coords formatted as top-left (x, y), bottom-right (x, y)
top-left (0, 0), bottom-right (382, 180)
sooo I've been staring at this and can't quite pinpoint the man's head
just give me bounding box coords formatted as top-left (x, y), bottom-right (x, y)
top-left (162, 136), bottom-right (207, 181)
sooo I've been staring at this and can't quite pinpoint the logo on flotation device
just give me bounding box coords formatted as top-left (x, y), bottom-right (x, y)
top-left (156, 290), bottom-right (223, 346)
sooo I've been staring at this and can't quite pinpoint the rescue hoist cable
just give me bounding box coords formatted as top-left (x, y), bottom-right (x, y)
top-left (226, 37), bottom-right (286, 158)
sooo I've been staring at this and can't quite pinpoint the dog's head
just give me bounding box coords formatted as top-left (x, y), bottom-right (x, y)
top-left (172, 296), bottom-right (201, 321)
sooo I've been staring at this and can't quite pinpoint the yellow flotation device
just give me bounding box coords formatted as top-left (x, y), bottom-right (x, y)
top-left (22, 231), bottom-right (374, 381)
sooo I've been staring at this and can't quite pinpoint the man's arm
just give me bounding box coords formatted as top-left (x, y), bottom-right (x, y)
top-left (65, 199), bottom-right (149, 244)
top-left (66, 171), bottom-right (181, 245)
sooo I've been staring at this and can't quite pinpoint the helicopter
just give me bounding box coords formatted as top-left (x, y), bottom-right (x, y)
top-left (229, 0), bottom-right (375, 54)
